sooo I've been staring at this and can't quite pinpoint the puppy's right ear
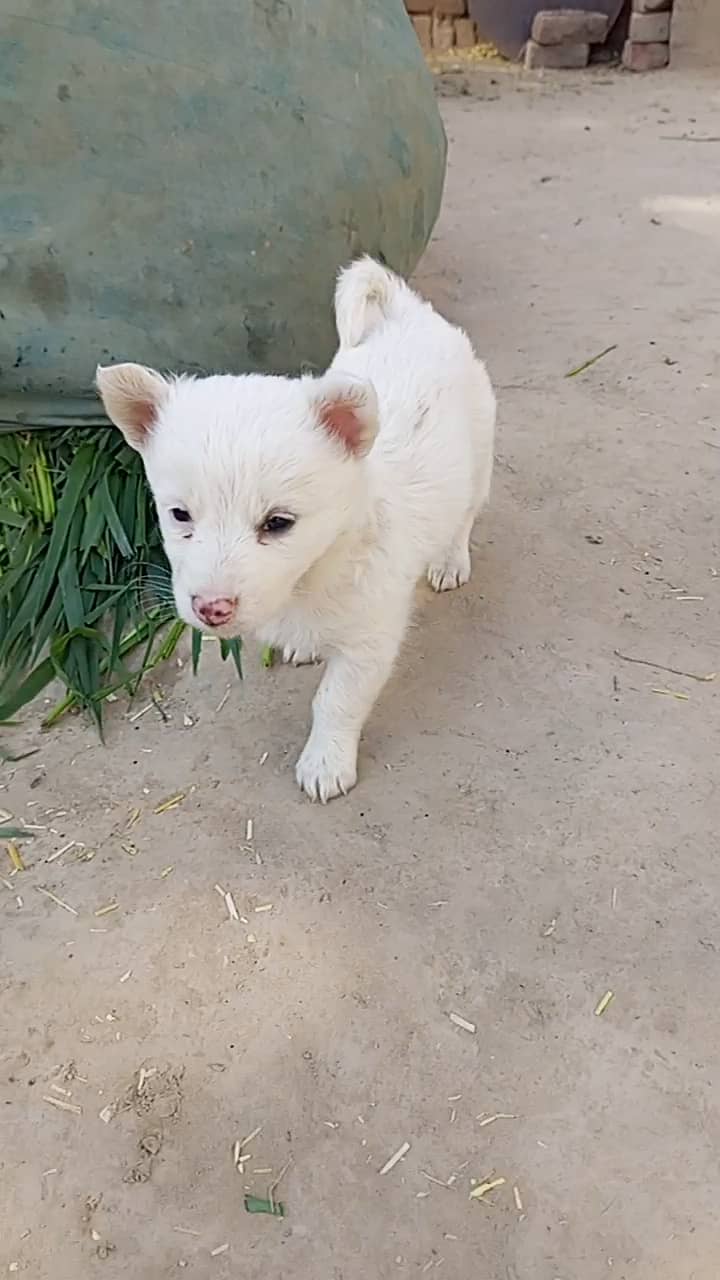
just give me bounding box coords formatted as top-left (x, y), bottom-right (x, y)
top-left (95, 363), bottom-right (169, 451)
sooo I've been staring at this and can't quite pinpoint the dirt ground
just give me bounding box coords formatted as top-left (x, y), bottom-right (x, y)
top-left (2, 64), bottom-right (720, 1280)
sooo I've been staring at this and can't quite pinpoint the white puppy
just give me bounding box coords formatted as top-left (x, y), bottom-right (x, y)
top-left (97, 258), bottom-right (495, 801)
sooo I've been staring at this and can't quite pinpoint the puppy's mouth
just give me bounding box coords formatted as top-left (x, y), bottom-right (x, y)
top-left (198, 621), bottom-right (244, 639)
top-left (186, 613), bottom-right (245, 640)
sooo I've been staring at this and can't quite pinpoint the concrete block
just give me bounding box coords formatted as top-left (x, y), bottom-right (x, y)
top-left (524, 39), bottom-right (590, 68)
top-left (532, 9), bottom-right (609, 45)
top-left (455, 17), bottom-right (477, 48)
top-left (622, 37), bottom-right (670, 68)
top-left (629, 11), bottom-right (671, 40)
top-left (411, 14), bottom-right (432, 49)
top-left (432, 14), bottom-right (456, 50)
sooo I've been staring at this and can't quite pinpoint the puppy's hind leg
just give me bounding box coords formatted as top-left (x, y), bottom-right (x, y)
top-left (427, 509), bottom-right (475, 593)
top-left (429, 408), bottom-right (494, 594)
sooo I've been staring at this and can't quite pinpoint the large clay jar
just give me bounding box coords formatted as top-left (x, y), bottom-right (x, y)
top-left (0, 0), bottom-right (446, 426)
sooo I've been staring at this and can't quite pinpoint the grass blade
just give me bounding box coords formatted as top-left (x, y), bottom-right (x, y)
top-left (222, 637), bottom-right (242, 686)
top-left (0, 505), bottom-right (26, 529)
top-left (191, 629), bottom-right (202, 676)
top-left (101, 473), bottom-right (134, 558)
top-left (0, 658), bottom-right (56, 721)
top-left (58, 556), bottom-right (86, 632)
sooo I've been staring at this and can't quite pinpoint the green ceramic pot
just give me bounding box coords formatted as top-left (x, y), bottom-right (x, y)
top-left (0, 0), bottom-right (446, 427)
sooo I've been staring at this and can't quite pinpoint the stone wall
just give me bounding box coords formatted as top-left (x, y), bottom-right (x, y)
top-left (404, 0), bottom-right (478, 52)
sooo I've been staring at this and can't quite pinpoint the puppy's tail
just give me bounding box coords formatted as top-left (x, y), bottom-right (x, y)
top-left (334, 256), bottom-right (410, 349)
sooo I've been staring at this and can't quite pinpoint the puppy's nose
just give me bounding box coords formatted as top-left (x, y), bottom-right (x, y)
top-left (191, 595), bottom-right (237, 628)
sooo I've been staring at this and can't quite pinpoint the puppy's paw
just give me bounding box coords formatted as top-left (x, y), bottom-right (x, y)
top-left (282, 644), bottom-right (321, 667)
top-left (427, 549), bottom-right (471, 593)
top-left (295, 736), bottom-right (358, 803)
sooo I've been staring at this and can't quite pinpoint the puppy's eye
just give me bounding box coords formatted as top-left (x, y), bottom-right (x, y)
top-left (170, 507), bottom-right (192, 524)
top-left (261, 513), bottom-right (295, 536)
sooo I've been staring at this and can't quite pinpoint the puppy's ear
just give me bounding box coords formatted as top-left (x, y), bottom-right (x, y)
top-left (95, 363), bottom-right (169, 450)
top-left (309, 371), bottom-right (378, 457)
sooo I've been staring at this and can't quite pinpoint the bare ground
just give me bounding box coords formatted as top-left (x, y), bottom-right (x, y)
top-left (2, 65), bottom-right (720, 1280)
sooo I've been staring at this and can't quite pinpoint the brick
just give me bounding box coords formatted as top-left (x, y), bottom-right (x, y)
top-left (411, 14), bottom-right (432, 49)
top-left (622, 38), bottom-right (669, 69)
top-left (628, 11), bottom-right (671, 41)
top-left (454, 17), bottom-right (477, 48)
top-left (524, 39), bottom-right (590, 68)
top-left (531, 9), bottom-right (608, 45)
top-left (432, 14), bottom-right (456, 50)
top-left (405, 0), bottom-right (433, 13)
top-left (433, 0), bottom-right (466, 15)
top-left (632, 0), bottom-right (671, 11)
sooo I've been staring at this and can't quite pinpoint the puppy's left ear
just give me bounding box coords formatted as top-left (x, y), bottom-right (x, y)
top-left (309, 372), bottom-right (378, 457)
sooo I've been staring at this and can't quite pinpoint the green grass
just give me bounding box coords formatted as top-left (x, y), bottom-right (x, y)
top-left (0, 429), bottom-right (241, 731)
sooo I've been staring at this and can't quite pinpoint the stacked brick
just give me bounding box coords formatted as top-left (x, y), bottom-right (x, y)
top-left (524, 9), bottom-right (609, 68)
top-left (405, 0), bottom-right (478, 52)
top-left (622, 0), bottom-right (672, 70)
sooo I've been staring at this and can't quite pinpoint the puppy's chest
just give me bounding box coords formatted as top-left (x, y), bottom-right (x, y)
top-left (257, 560), bottom-right (380, 657)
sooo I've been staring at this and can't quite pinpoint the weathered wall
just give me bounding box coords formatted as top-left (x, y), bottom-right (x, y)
top-left (671, 0), bottom-right (720, 64)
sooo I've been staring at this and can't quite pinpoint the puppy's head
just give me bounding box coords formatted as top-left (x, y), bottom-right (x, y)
top-left (96, 363), bottom-right (378, 635)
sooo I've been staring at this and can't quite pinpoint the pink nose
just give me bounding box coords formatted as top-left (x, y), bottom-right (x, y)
top-left (191, 595), bottom-right (237, 628)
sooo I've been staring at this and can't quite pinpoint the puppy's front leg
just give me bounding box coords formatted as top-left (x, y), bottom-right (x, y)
top-left (295, 632), bottom-right (402, 803)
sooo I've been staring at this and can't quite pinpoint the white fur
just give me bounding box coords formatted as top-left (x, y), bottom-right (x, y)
top-left (96, 258), bottom-right (495, 801)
